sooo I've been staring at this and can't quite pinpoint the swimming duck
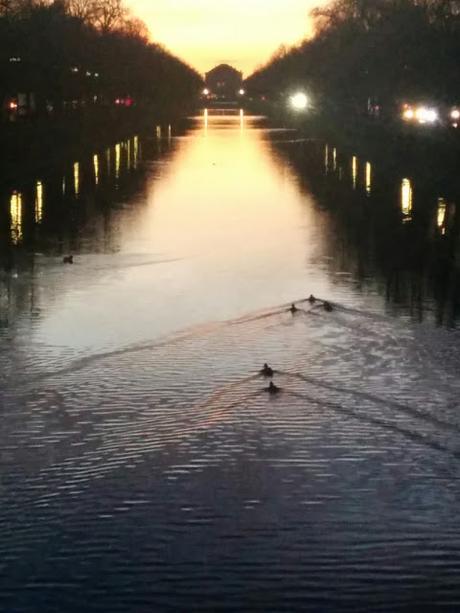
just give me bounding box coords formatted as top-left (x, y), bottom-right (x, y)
top-left (267, 381), bottom-right (280, 395)
top-left (261, 363), bottom-right (274, 377)
top-left (289, 303), bottom-right (298, 314)
top-left (307, 294), bottom-right (316, 304)
top-left (323, 301), bottom-right (333, 312)
top-left (63, 255), bottom-right (73, 264)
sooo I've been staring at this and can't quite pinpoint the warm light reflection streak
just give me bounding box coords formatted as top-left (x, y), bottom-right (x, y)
top-left (401, 178), bottom-right (413, 218)
top-left (10, 191), bottom-right (23, 244)
top-left (35, 181), bottom-right (43, 223)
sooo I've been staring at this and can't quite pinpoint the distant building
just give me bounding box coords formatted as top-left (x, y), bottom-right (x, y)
top-left (205, 64), bottom-right (243, 100)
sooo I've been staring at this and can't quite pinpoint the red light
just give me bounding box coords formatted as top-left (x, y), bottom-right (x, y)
top-left (124, 97), bottom-right (133, 107)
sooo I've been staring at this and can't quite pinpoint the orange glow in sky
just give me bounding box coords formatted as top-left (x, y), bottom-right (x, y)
top-left (127, 0), bottom-right (326, 76)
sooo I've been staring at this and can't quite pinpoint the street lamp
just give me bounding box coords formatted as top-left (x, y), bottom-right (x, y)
top-left (289, 92), bottom-right (309, 111)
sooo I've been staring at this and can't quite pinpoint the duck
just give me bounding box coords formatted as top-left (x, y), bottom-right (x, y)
top-left (267, 381), bottom-right (280, 395)
top-left (289, 303), bottom-right (298, 314)
top-left (307, 294), bottom-right (316, 304)
top-left (261, 363), bottom-right (274, 377)
top-left (323, 301), bottom-right (333, 312)
top-left (63, 255), bottom-right (73, 264)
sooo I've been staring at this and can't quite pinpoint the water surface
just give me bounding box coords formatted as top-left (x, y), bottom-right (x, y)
top-left (1, 111), bottom-right (460, 612)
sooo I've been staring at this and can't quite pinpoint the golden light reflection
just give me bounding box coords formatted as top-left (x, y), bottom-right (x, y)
top-left (365, 162), bottom-right (372, 195)
top-left (324, 144), bottom-right (329, 174)
top-left (332, 147), bottom-right (337, 172)
top-left (204, 108), bottom-right (208, 132)
top-left (93, 154), bottom-right (99, 184)
top-left (168, 124), bottom-right (172, 143)
top-left (437, 197), bottom-right (447, 234)
top-left (239, 108), bottom-right (244, 130)
top-left (133, 135), bottom-right (139, 169)
top-left (401, 178), bottom-right (413, 219)
top-left (10, 191), bottom-right (23, 244)
top-left (127, 139), bottom-right (131, 169)
top-left (156, 125), bottom-right (161, 139)
top-left (35, 181), bottom-right (43, 223)
top-left (352, 156), bottom-right (357, 189)
top-left (115, 143), bottom-right (121, 179)
top-left (73, 162), bottom-right (80, 195)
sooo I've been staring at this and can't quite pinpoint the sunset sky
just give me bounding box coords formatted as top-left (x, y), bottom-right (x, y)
top-left (127, 0), bottom-right (326, 76)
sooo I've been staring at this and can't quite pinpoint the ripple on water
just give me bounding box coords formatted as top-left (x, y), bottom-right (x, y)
top-left (2, 301), bottom-right (460, 611)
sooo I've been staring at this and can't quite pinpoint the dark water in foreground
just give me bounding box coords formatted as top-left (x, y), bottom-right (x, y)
top-left (1, 112), bottom-right (460, 611)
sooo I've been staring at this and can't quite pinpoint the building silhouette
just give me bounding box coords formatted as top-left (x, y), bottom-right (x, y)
top-left (205, 64), bottom-right (243, 100)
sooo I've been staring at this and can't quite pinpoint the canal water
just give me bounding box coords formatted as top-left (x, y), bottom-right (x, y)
top-left (1, 111), bottom-right (460, 611)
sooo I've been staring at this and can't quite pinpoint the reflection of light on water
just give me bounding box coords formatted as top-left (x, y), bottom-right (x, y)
top-left (133, 135), bottom-right (139, 169)
top-left (156, 125), bottom-right (161, 139)
top-left (73, 162), bottom-right (80, 195)
top-left (352, 156), bottom-right (357, 189)
top-left (115, 143), bottom-right (121, 180)
top-left (35, 181), bottom-right (43, 223)
top-left (324, 144), bottom-right (329, 174)
top-left (365, 162), bottom-right (372, 195)
top-left (204, 108), bottom-right (208, 132)
top-left (168, 124), bottom-right (172, 143)
top-left (93, 154), bottom-right (99, 185)
top-left (437, 197), bottom-right (447, 234)
top-left (401, 178), bottom-right (413, 219)
top-left (127, 140), bottom-right (131, 170)
top-left (106, 148), bottom-right (111, 175)
top-left (10, 191), bottom-right (23, 244)
top-left (239, 109), bottom-right (244, 130)
top-left (332, 147), bottom-right (337, 172)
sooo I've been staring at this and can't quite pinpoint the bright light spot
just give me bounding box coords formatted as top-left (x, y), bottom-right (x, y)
top-left (289, 92), bottom-right (308, 111)
top-left (415, 106), bottom-right (438, 124)
top-left (115, 143), bottom-right (121, 179)
top-left (451, 109), bottom-right (460, 120)
top-left (35, 181), bottom-right (43, 223)
top-left (437, 198), bottom-right (447, 230)
top-left (365, 162), bottom-right (372, 195)
top-left (73, 162), bottom-right (80, 195)
top-left (93, 154), bottom-right (99, 185)
top-left (10, 191), bottom-right (23, 244)
top-left (203, 88), bottom-right (210, 95)
top-left (9, 101), bottom-right (18, 110)
top-left (402, 107), bottom-right (414, 120)
top-left (401, 178), bottom-right (413, 218)
top-left (238, 88), bottom-right (245, 95)
top-left (352, 156), bottom-right (357, 189)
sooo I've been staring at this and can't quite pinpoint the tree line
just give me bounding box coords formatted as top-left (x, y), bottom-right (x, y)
top-left (247, 0), bottom-right (460, 116)
top-left (0, 0), bottom-right (202, 118)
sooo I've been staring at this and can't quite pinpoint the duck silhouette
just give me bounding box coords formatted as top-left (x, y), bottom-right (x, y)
top-left (289, 303), bottom-right (298, 314)
top-left (261, 363), bottom-right (274, 377)
top-left (308, 294), bottom-right (316, 304)
top-left (267, 381), bottom-right (280, 395)
top-left (63, 255), bottom-right (73, 264)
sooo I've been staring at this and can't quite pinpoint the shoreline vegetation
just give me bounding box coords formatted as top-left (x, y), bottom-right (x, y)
top-left (245, 0), bottom-right (460, 155)
top-left (0, 0), bottom-right (202, 167)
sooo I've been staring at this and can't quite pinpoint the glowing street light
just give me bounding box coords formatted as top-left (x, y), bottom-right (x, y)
top-left (289, 92), bottom-right (309, 111)
top-left (203, 88), bottom-right (210, 96)
top-left (238, 88), bottom-right (245, 96)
